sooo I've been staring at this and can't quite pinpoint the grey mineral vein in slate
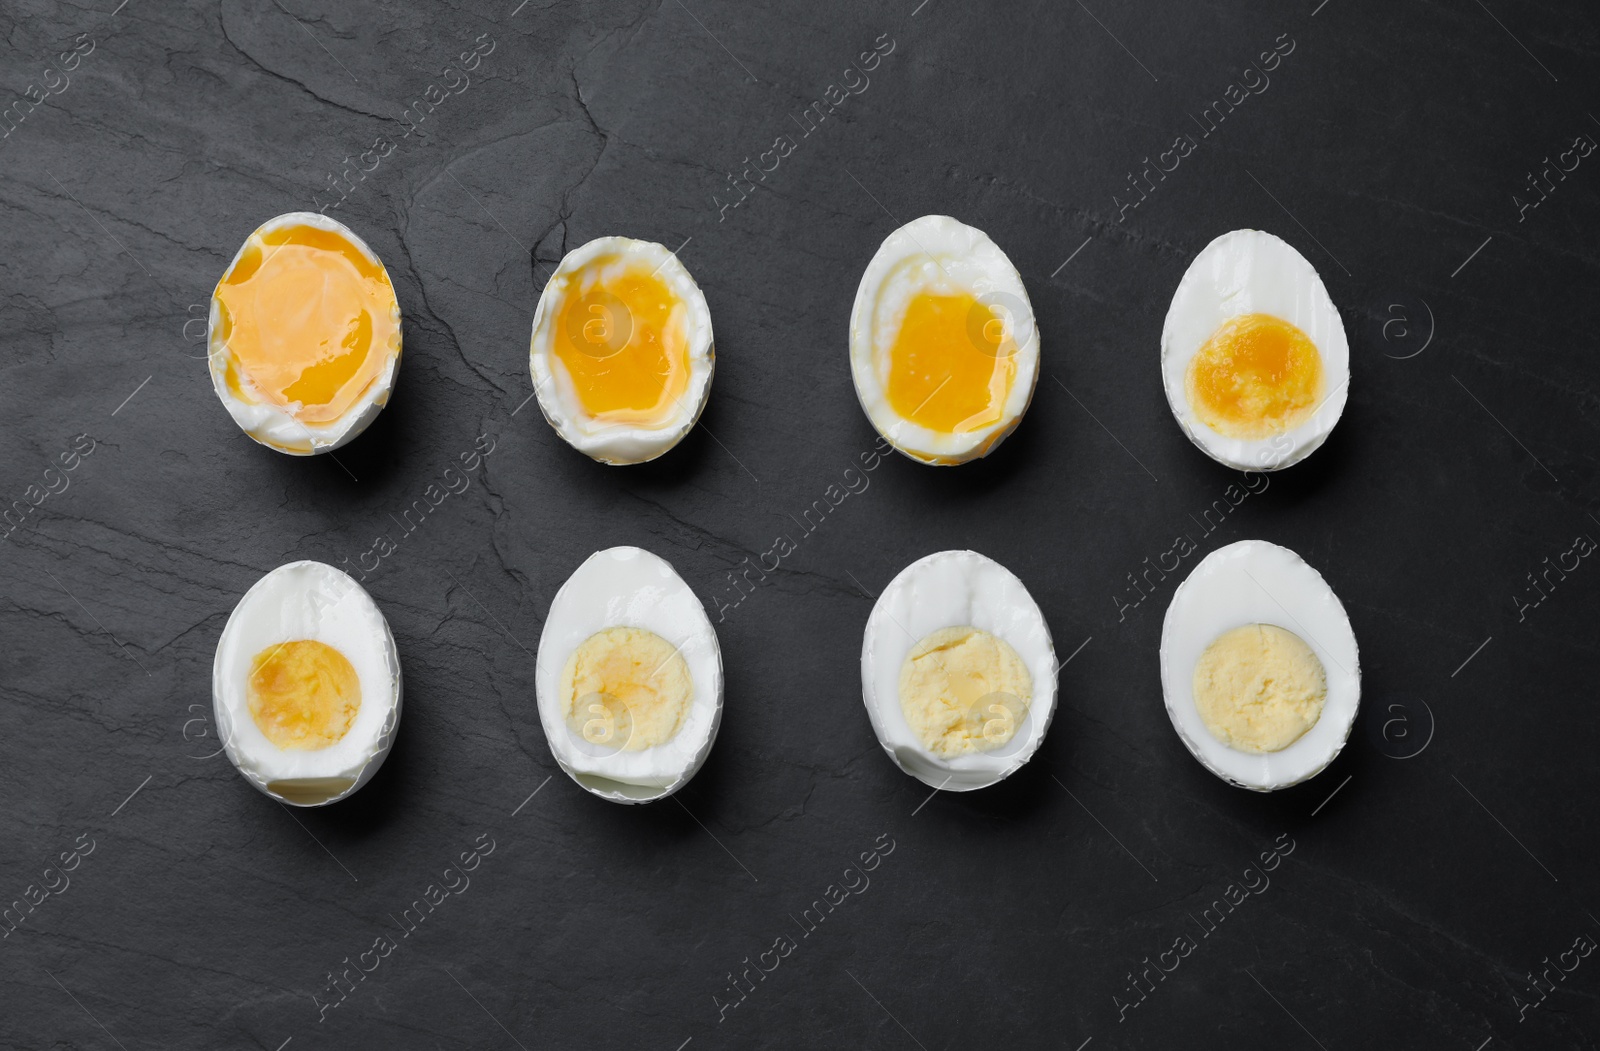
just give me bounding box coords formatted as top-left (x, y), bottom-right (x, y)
top-left (2, 0), bottom-right (1599, 1049)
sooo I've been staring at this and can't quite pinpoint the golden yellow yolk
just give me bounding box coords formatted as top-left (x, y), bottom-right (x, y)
top-left (1192, 623), bottom-right (1327, 753)
top-left (551, 260), bottom-right (691, 426)
top-left (214, 224), bottom-right (398, 425)
top-left (884, 291), bottom-right (1017, 435)
top-left (559, 626), bottom-right (692, 751)
top-left (898, 626), bottom-right (1033, 758)
top-left (247, 640), bottom-right (362, 750)
top-left (1185, 313), bottom-right (1324, 439)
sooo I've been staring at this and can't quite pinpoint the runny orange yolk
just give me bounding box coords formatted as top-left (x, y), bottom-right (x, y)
top-left (551, 259), bottom-right (691, 426)
top-left (214, 224), bottom-right (398, 425)
top-left (884, 291), bottom-right (1017, 435)
top-left (1185, 313), bottom-right (1324, 439)
top-left (247, 640), bottom-right (361, 751)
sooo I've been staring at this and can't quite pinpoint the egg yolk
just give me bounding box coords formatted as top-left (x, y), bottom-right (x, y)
top-left (1192, 623), bottom-right (1326, 753)
top-left (559, 626), bottom-right (692, 751)
top-left (885, 291), bottom-right (1017, 435)
top-left (1185, 313), bottom-right (1324, 439)
top-left (898, 626), bottom-right (1033, 758)
top-left (247, 640), bottom-right (362, 751)
top-left (551, 259), bottom-right (691, 426)
top-left (214, 224), bottom-right (398, 425)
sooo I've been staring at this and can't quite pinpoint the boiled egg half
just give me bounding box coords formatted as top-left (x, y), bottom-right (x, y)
top-left (536, 546), bottom-right (723, 803)
top-left (850, 215), bottom-right (1039, 464)
top-left (213, 560), bottom-right (402, 806)
top-left (861, 550), bottom-right (1057, 790)
top-left (529, 237), bottom-right (714, 464)
top-left (1161, 229), bottom-right (1349, 471)
top-left (1160, 540), bottom-right (1359, 791)
top-left (209, 213), bottom-right (402, 454)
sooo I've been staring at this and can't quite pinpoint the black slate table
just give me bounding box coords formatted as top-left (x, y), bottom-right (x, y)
top-left (4, 1), bottom-right (1599, 1048)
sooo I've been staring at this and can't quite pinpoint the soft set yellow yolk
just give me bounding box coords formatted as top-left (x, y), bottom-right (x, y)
top-left (898, 626), bottom-right (1033, 758)
top-left (885, 291), bottom-right (1017, 435)
top-left (559, 626), bottom-right (692, 751)
top-left (247, 640), bottom-right (362, 751)
top-left (551, 260), bottom-right (691, 426)
top-left (1185, 313), bottom-right (1324, 439)
top-left (1192, 623), bottom-right (1327, 753)
top-left (215, 224), bottom-right (398, 424)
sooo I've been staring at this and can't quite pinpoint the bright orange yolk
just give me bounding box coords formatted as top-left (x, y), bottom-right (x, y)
top-left (247, 640), bottom-right (361, 751)
top-left (214, 224), bottom-right (398, 425)
top-left (551, 260), bottom-right (691, 425)
top-left (884, 291), bottom-right (1017, 435)
top-left (1185, 313), bottom-right (1324, 439)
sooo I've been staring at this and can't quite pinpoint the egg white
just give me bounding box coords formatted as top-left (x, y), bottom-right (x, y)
top-left (528, 237), bottom-right (715, 465)
top-left (213, 560), bottom-right (402, 806)
top-left (861, 550), bottom-right (1057, 791)
top-left (1160, 539), bottom-right (1360, 791)
top-left (208, 211), bottom-right (403, 456)
top-left (849, 215), bottom-right (1040, 465)
top-left (1161, 229), bottom-right (1349, 471)
top-left (535, 546), bottom-right (723, 803)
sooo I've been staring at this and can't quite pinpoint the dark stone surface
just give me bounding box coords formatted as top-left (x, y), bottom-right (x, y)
top-left (3, 0), bottom-right (1599, 1047)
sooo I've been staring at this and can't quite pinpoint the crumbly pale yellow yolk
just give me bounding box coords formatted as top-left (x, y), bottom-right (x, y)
top-left (559, 626), bottom-right (692, 751)
top-left (214, 224), bottom-right (398, 424)
top-left (551, 259), bottom-right (691, 426)
top-left (898, 626), bottom-right (1032, 758)
top-left (1185, 313), bottom-right (1324, 439)
top-left (247, 640), bottom-right (362, 750)
top-left (885, 292), bottom-right (1017, 435)
top-left (1192, 623), bottom-right (1327, 753)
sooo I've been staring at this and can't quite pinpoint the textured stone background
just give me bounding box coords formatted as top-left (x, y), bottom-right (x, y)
top-left (3, 0), bottom-right (1599, 1048)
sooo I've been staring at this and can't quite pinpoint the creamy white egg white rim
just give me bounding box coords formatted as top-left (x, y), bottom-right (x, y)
top-left (212, 560), bottom-right (403, 807)
top-left (1160, 229), bottom-right (1350, 472)
top-left (535, 546), bottom-right (724, 804)
top-left (861, 550), bottom-right (1057, 791)
top-left (529, 236), bottom-right (715, 466)
top-left (207, 211), bottom-right (403, 456)
top-left (1160, 540), bottom-right (1360, 792)
top-left (849, 215), bottom-right (1040, 465)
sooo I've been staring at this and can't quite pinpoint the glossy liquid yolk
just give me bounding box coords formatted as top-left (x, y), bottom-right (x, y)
top-left (885, 292), bottom-right (1016, 434)
top-left (215, 225), bottom-right (398, 425)
top-left (247, 640), bottom-right (362, 751)
top-left (551, 262), bottom-right (691, 426)
top-left (1185, 313), bottom-right (1324, 440)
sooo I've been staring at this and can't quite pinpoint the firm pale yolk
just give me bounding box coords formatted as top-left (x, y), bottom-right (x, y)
top-left (1186, 313), bottom-right (1324, 439)
top-left (214, 224), bottom-right (398, 425)
top-left (559, 626), bottom-right (692, 751)
top-left (898, 626), bottom-right (1033, 758)
top-left (551, 261), bottom-right (691, 426)
top-left (247, 640), bottom-right (362, 750)
top-left (885, 291), bottom-right (1016, 434)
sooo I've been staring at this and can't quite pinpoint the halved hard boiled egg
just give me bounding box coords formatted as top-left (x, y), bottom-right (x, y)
top-left (861, 550), bottom-right (1057, 791)
top-left (209, 213), bottom-right (402, 454)
top-left (850, 215), bottom-right (1040, 465)
top-left (213, 560), bottom-right (402, 806)
top-left (535, 546), bottom-right (722, 803)
top-left (1160, 540), bottom-right (1360, 791)
top-left (529, 237), bottom-right (714, 465)
top-left (1161, 229), bottom-right (1349, 471)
